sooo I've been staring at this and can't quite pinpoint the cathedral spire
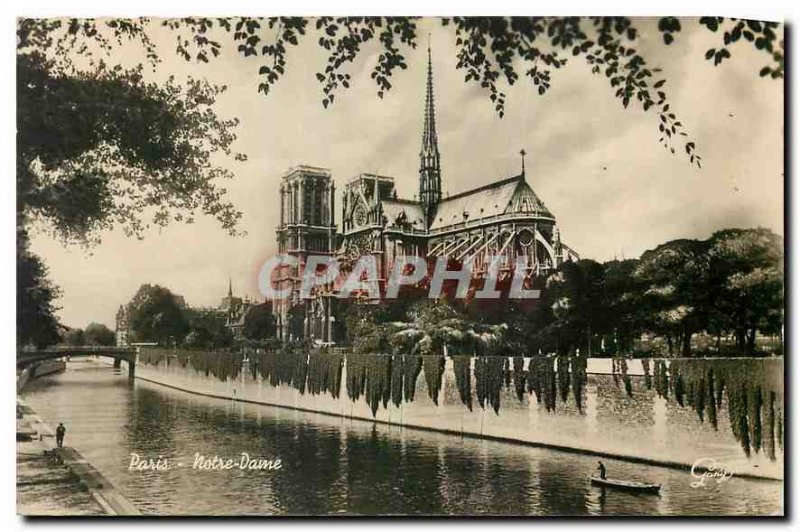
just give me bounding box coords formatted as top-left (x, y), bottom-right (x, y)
top-left (228, 277), bottom-right (233, 299)
top-left (419, 40), bottom-right (442, 220)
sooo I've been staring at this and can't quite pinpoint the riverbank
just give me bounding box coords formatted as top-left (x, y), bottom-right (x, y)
top-left (17, 398), bottom-right (141, 516)
top-left (133, 371), bottom-right (782, 483)
top-left (127, 353), bottom-right (783, 481)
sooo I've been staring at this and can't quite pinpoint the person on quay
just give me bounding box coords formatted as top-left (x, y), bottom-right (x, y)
top-left (55, 422), bottom-right (66, 448)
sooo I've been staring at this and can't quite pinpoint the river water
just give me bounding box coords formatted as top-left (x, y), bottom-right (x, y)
top-left (22, 360), bottom-right (782, 516)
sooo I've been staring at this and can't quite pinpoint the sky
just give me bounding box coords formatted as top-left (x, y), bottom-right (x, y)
top-left (28, 17), bottom-right (784, 329)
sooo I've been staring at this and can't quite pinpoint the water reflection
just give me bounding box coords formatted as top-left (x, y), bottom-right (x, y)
top-left (22, 361), bottom-right (782, 516)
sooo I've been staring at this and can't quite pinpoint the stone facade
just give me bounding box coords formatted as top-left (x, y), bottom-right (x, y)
top-left (274, 166), bottom-right (337, 342)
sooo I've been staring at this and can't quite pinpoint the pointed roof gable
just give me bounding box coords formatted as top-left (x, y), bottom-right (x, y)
top-left (428, 174), bottom-right (553, 231)
top-left (381, 199), bottom-right (427, 231)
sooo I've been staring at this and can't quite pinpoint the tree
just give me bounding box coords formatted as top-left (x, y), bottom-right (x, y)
top-left (287, 304), bottom-right (307, 341)
top-left (127, 284), bottom-right (189, 346)
top-left (388, 298), bottom-right (492, 356)
top-left (706, 228), bottom-right (783, 354)
top-left (242, 303), bottom-right (277, 341)
top-left (184, 310), bottom-right (233, 349)
top-left (17, 228), bottom-right (62, 348)
top-left (17, 52), bottom-right (244, 244)
top-left (506, 229), bottom-right (784, 359)
top-left (63, 328), bottom-right (84, 346)
top-left (84, 322), bottom-right (116, 346)
top-left (636, 239), bottom-right (710, 356)
top-left (548, 259), bottom-right (608, 355)
top-left (603, 259), bottom-right (646, 354)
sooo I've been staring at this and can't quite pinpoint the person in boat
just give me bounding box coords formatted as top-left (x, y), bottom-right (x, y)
top-left (596, 460), bottom-right (606, 479)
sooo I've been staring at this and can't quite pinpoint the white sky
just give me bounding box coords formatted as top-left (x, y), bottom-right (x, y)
top-left (28, 17), bottom-right (784, 329)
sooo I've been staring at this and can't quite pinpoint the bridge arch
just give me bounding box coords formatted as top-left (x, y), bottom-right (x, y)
top-left (17, 346), bottom-right (138, 381)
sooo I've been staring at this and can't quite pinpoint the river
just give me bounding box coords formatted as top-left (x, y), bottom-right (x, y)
top-left (21, 359), bottom-right (782, 516)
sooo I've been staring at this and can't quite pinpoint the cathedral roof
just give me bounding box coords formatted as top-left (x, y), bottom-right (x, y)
top-left (381, 199), bottom-right (427, 231)
top-left (428, 174), bottom-right (553, 231)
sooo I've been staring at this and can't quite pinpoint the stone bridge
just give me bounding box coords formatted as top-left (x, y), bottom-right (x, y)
top-left (17, 346), bottom-right (137, 380)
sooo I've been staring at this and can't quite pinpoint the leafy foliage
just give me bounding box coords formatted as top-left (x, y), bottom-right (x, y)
top-left (336, 229), bottom-right (781, 360)
top-left (385, 298), bottom-right (508, 357)
top-left (611, 357), bottom-right (633, 397)
top-left (252, 344), bottom-right (307, 391)
top-left (402, 354), bottom-right (423, 403)
top-left (345, 352), bottom-right (367, 402)
top-left (527, 357), bottom-right (557, 412)
top-left (17, 52), bottom-right (243, 244)
top-left (139, 347), bottom-right (244, 383)
top-left (184, 310), bottom-right (234, 349)
top-left (307, 351), bottom-right (343, 398)
top-left (570, 356), bottom-right (588, 411)
top-left (62, 328), bottom-right (85, 347)
top-left (17, 229), bottom-right (62, 348)
top-left (19, 17), bottom-right (784, 171)
top-left (154, 16), bottom-right (776, 167)
top-left (692, 18), bottom-right (784, 79)
top-left (422, 355), bottom-right (446, 405)
top-left (658, 358), bottom-right (783, 460)
top-left (519, 228), bottom-right (783, 358)
top-left (512, 357), bottom-right (527, 402)
top-left (243, 303), bottom-right (278, 341)
top-left (127, 284), bottom-right (189, 346)
top-left (474, 356), bottom-right (504, 414)
top-left (389, 353), bottom-right (423, 407)
top-left (343, 352), bottom-right (393, 415)
top-left (452, 355), bottom-right (473, 411)
top-left (84, 322), bottom-right (116, 346)
top-left (706, 228), bottom-right (784, 353)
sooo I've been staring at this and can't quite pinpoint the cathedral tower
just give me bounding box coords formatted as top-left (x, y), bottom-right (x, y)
top-left (275, 165), bottom-right (336, 341)
top-left (419, 44), bottom-right (442, 222)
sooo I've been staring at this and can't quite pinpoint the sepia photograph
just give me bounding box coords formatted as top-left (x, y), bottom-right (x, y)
top-left (13, 6), bottom-right (785, 518)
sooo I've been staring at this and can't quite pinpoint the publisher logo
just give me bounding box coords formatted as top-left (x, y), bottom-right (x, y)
top-left (690, 457), bottom-right (734, 488)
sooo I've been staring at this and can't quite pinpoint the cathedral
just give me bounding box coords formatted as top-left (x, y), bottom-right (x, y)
top-left (273, 47), bottom-right (579, 344)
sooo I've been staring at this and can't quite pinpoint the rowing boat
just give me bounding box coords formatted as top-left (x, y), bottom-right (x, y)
top-left (590, 476), bottom-right (661, 494)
